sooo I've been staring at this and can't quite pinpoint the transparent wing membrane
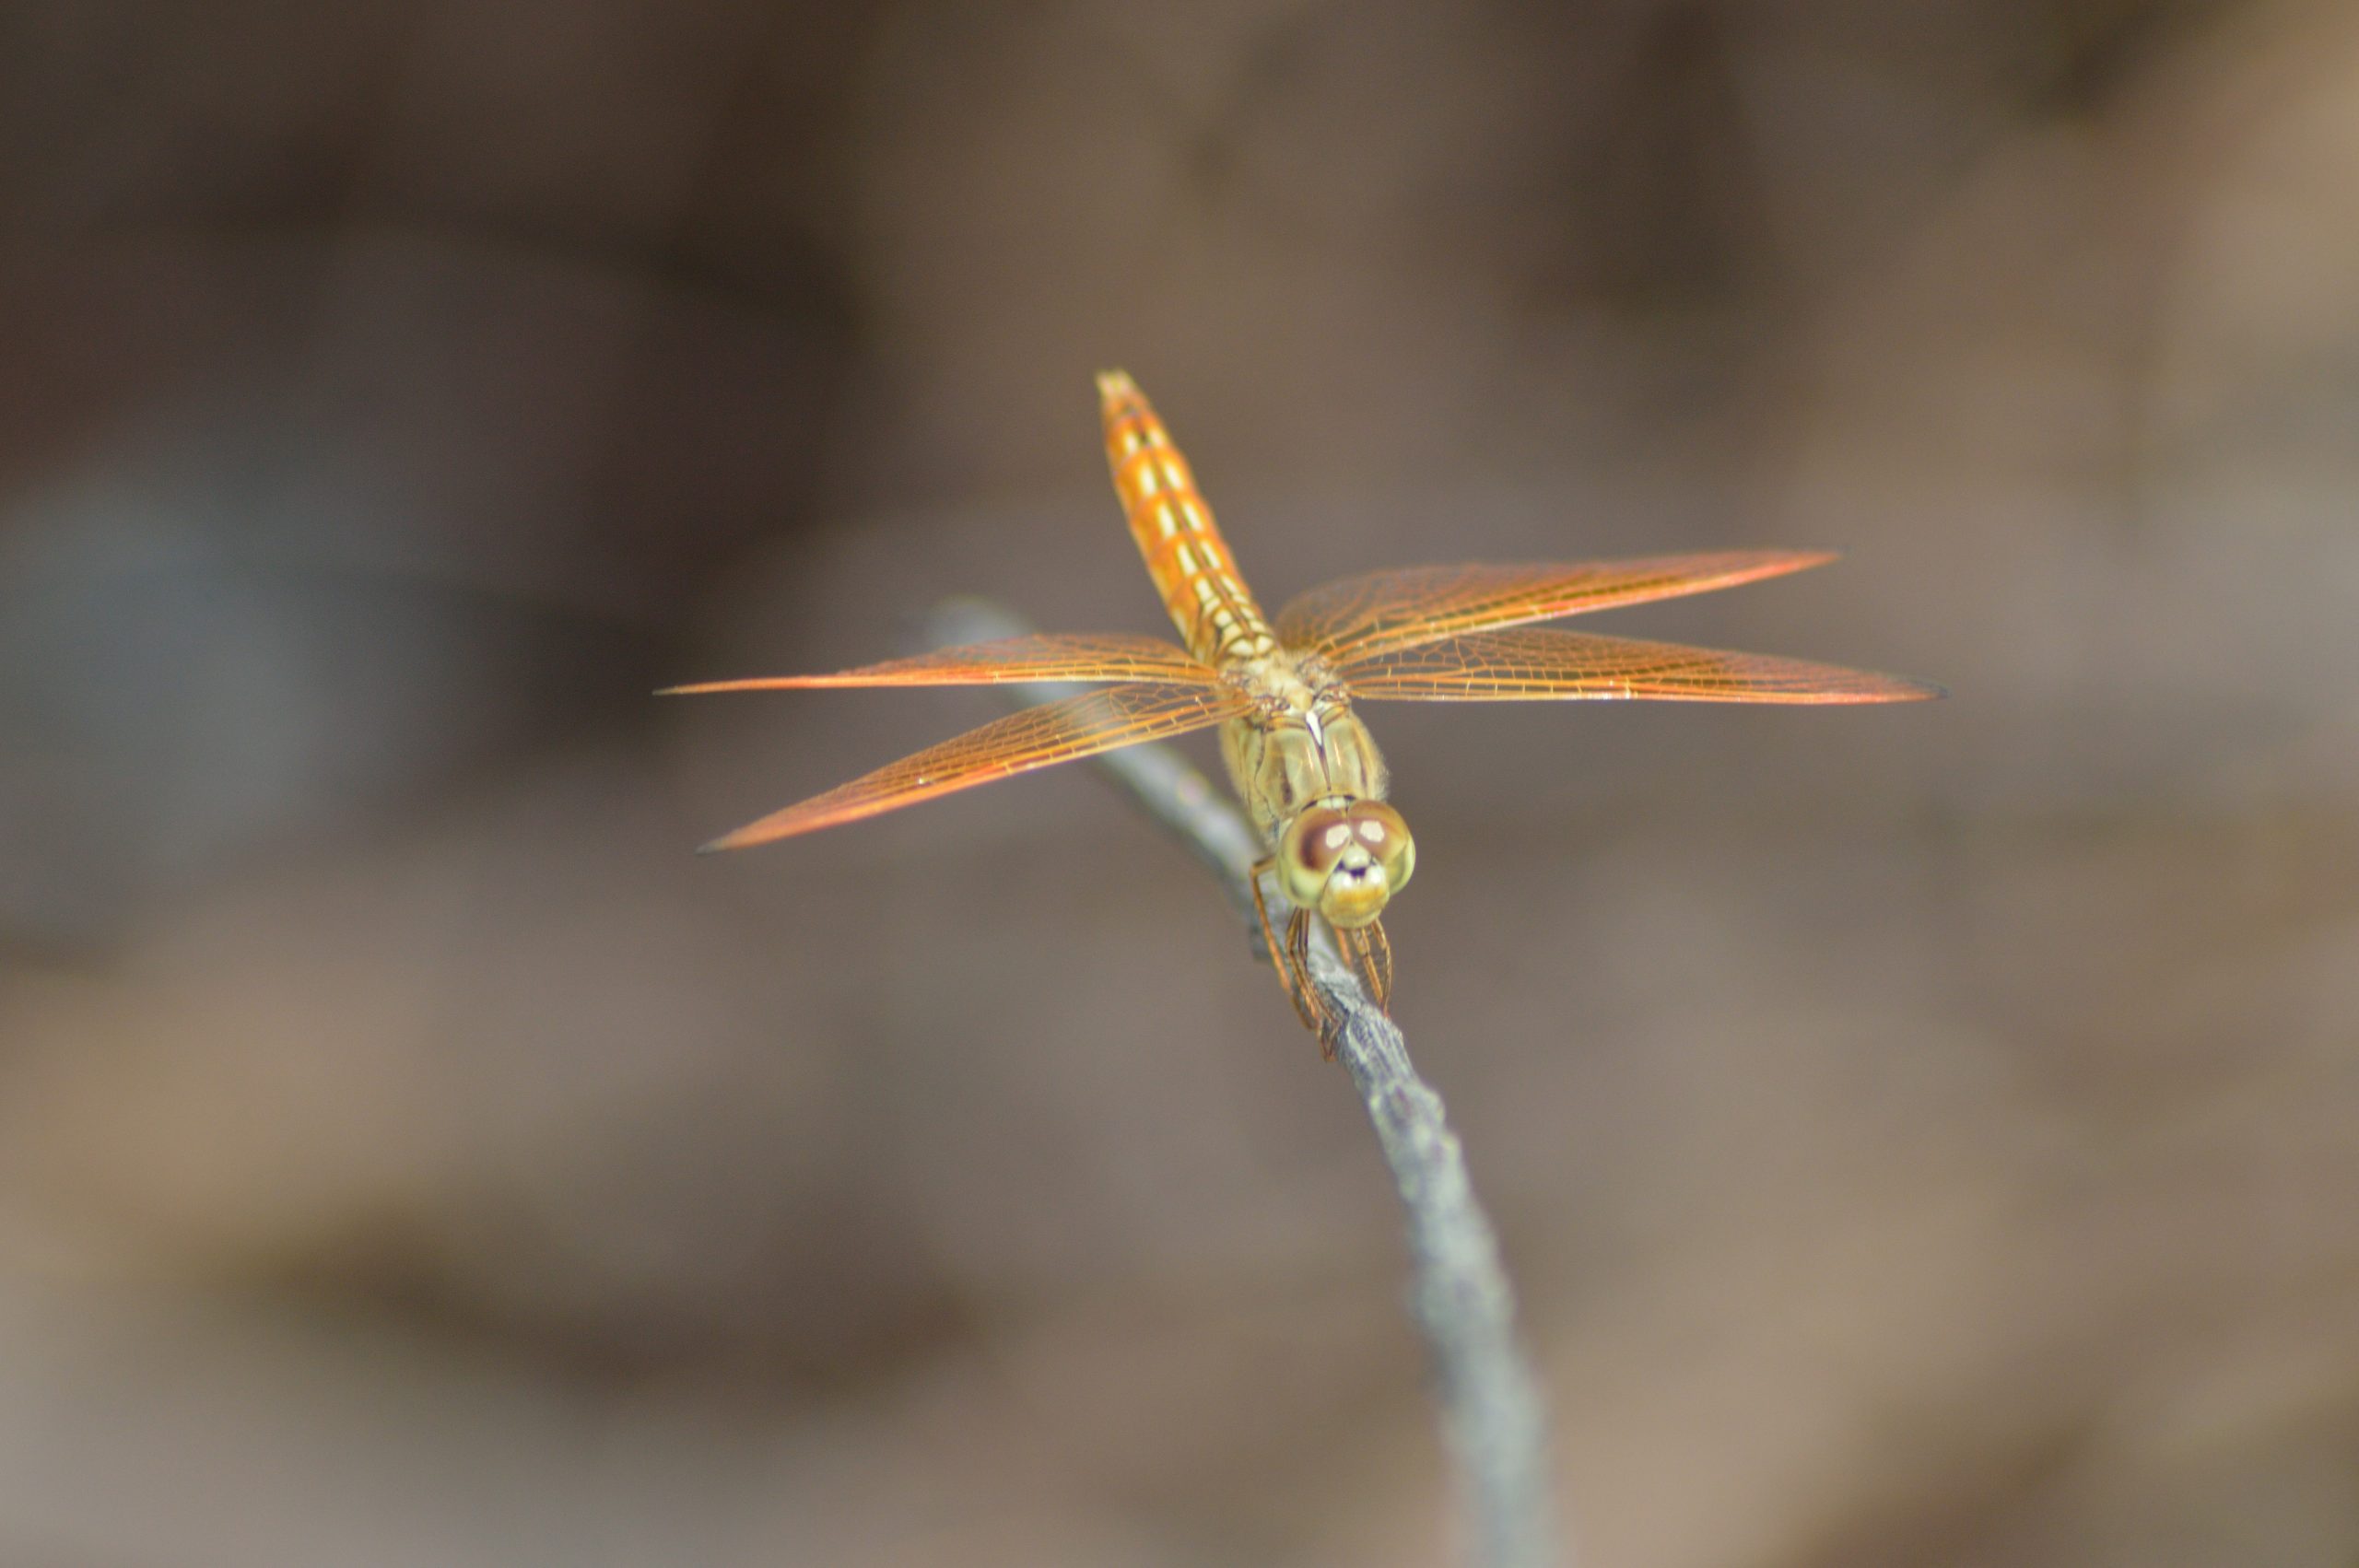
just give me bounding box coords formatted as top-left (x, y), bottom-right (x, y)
top-left (1336, 626), bottom-right (1943, 704)
top-left (698, 681), bottom-right (1250, 851)
top-left (1276, 551), bottom-right (1837, 664)
top-left (661, 632), bottom-right (1213, 694)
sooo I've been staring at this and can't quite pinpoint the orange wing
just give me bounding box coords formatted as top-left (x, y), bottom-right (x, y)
top-left (1276, 551), bottom-right (1836, 663)
top-left (662, 632), bottom-right (1213, 694)
top-left (1335, 626), bottom-right (1942, 704)
top-left (697, 681), bottom-right (1250, 851)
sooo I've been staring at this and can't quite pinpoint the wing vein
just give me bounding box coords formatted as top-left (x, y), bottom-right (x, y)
top-left (1336, 626), bottom-right (1942, 705)
top-left (1277, 551), bottom-right (1837, 663)
top-left (700, 680), bottom-right (1250, 850)
top-left (663, 632), bottom-right (1212, 693)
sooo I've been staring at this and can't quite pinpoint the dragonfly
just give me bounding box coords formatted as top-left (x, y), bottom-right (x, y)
top-left (671, 372), bottom-right (1938, 1047)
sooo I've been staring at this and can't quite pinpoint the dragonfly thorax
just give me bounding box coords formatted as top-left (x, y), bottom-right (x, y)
top-left (1220, 660), bottom-right (1387, 840)
top-left (1219, 661), bottom-right (1415, 925)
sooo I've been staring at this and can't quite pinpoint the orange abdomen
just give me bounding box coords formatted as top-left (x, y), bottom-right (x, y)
top-left (1097, 371), bottom-right (1274, 669)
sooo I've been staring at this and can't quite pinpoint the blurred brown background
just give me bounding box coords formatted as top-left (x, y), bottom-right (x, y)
top-left (3, 2), bottom-right (2356, 1564)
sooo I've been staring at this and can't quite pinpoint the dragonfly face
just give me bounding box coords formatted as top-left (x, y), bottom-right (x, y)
top-left (667, 369), bottom-right (1940, 1051)
top-left (1277, 799), bottom-right (1415, 929)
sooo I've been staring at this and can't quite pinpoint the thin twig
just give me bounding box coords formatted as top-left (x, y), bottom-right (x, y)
top-left (928, 601), bottom-right (1564, 1568)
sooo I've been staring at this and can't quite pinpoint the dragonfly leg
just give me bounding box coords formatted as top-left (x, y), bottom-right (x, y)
top-left (1245, 858), bottom-right (1320, 1027)
top-left (1252, 860), bottom-right (1323, 1036)
top-left (1247, 858), bottom-right (1280, 963)
top-left (1335, 917), bottom-right (1392, 1013)
top-left (1252, 859), bottom-right (1342, 1048)
top-left (1285, 908), bottom-right (1337, 1056)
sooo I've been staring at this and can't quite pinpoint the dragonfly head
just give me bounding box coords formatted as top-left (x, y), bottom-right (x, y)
top-left (1278, 800), bottom-right (1416, 929)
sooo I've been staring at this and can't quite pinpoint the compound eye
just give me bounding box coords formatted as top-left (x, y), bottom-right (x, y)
top-left (1349, 802), bottom-right (1414, 892)
top-left (1295, 808), bottom-right (1354, 873)
top-left (1276, 805), bottom-right (1351, 909)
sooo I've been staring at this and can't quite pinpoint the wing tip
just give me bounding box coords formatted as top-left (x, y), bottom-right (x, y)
top-left (698, 822), bottom-right (785, 854)
top-left (1741, 547), bottom-right (1840, 577)
top-left (1816, 673), bottom-right (1945, 704)
top-left (659, 676), bottom-right (818, 696)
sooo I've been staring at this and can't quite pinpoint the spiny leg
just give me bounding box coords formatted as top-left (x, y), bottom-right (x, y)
top-left (1247, 857), bottom-right (1280, 963)
top-left (1335, 917), bottom-right (1393, 1013)
top-left (1285, 908), bottom-right (1337, 1056)
top-left (1251, 859), bottom-right (1324, 1036)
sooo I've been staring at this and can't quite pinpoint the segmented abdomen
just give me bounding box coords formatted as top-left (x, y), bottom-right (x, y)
top-left (1097, 371), bottom-right (1274, 670)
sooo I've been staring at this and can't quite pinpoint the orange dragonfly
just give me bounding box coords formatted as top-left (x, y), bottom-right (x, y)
top-left (672, 372), bottom-right (1938, 1043)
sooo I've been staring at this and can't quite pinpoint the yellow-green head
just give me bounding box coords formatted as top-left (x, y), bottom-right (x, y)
top-left (1276, 800), bottom-right (1415, 929)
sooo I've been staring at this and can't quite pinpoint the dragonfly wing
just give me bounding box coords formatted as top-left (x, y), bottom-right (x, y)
top-left (663, 632), bottom-right (1211, 694)
top-left (1335, 626), bottom-right (1942, 704)
top-left (1276, 551), bottom-right (1836, 663)
top-left (699, 681), bottom-right (1251, 850)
